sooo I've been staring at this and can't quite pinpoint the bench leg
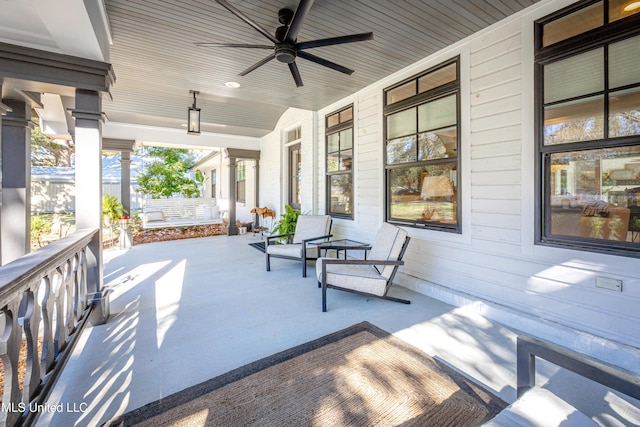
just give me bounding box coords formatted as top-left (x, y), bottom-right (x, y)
top-left (266, 254), bottom-right (271, 271)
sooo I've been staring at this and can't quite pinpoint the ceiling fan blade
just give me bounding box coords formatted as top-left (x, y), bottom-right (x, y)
top-left (297, 32), bottom-right (374, 50)
top-left (298, 51), bottom-right (354, 75)
top-left (238, 54), bottom-right (276, 76)
top-left (288, 62), bottom-right (304, 87)
top-left (195, 43), bottom-right (273, 49)
top-left (285, 0), bottom-right (315, 42)
top-left (215, 0), bottom-right (279, 44)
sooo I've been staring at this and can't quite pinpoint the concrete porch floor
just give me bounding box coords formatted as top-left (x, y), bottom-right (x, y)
top-left (37, 234), bottom-right (640, 426)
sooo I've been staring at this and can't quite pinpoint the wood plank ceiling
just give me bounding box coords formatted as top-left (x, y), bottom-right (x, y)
top-left (103, 0), bottom-right (541, 137)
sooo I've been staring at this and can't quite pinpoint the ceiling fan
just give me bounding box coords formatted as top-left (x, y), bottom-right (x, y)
top-left (196, 0), bottom-right (373, 87)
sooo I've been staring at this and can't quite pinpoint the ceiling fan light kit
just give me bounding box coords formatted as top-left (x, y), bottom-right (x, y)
top-left (196, 0), bottom-right (373, 87)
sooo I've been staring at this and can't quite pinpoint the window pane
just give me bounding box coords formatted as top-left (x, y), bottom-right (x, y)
top-left (387, 108), bottom-right (416, 139)
top-left (327, 133), bottom-right (339, 153)
top-left (542, 2), bottom-right (603, 47)
top-left (340, 149), bottom-right (353, 171)
top-left (327, 153), bottom-right (340, 172)
top-left (339, 107), bottom-right (353, 123)
top-left (544, 49), bottom-right (604, 103)
top-left (418, 94), bottom-right (456, 132)
top-left (418, 63), bottom-right (456, 93)
top-left (544, 96), bottom-right (604, 145)
top-left (418, 126), bottom-right (457, 160)
top-left (327, 113), bottom-right (339, 128)
top-left (340, 129), bottom-right (353, 150)
top-left (609, 0), bottom-right (640, 22)
top-left (329, 174), bottom-right (352, 215)
top-left (610, 88), bottom-right (640, 138)
top-left (387, 136), bottom-right (417, 164)
top-left (386, 81), bottom-right (416, 105)
top-left (609, 35), bottom-right (640, 89)
top-left (549, 145), bottom-right (640, 242)
top-left (389, 163), bottom-right (457, 225)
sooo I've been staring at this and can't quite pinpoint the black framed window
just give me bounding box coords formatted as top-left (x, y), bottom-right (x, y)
top-left (536, 0), bottom-right (640, 257)
top-left (236, 161), bottom-right (246, 203)
top-left (211, 169), bottom-right (217, 199)
top-left (383, 57), bottom-right (460, 231)
top-left (288, 143), bottom-right (301, 210)
top-left (325, 105), bottom-right (353, 218)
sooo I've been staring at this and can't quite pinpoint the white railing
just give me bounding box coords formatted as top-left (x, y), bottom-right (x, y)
top-left (0, 229), bottom-right (99, 426)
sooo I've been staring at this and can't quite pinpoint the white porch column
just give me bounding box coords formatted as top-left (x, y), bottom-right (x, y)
top-left (0, 87), bottom-right (13, 264)
top-left (1, 98), bottom-right (33, 265)
top-left (120, 150), bottom-right (131, 215)
top-left (71, 89), bottom-right (104, 295)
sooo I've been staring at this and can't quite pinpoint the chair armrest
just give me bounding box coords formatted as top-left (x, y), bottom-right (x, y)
top-left (301, 234), bottom-right (333, 244)
top-left (320, 259), bottom-right (404, 267)
top-left (265, 232), bottom-right (294, 245)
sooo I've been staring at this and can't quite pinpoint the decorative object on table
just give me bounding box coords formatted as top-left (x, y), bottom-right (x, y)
top-left (250, 206), bottom-right (276, 234)
top-left (265, 214), bottom-right (332, 277)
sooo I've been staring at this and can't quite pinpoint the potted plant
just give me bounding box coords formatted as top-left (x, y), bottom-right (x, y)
top-left (102, 194), bottom-right (127, 227)
top-left (271, 204), bottom-right (301, 242)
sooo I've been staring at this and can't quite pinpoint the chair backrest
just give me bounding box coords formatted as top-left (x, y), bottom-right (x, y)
top-left (293, 215), bottom-right (332, 243)
top-left (368, 223), bottom-right (409, 279)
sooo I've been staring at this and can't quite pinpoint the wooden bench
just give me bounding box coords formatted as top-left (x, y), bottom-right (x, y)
top-left (142, 198), bottom-right (224, 229)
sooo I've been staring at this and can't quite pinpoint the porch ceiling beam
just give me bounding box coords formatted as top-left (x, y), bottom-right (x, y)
top-left (224, 148), bottom-right (260, 160)
top-left (0, 42), bottom-right (114, 96)
top-left (102, 138), bottom-right (135, 153)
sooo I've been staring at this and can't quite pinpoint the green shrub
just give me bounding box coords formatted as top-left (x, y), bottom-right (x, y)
top-left (31, 214), bottom-right (52, 248)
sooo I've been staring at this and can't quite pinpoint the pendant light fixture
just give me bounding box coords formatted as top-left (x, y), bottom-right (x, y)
top-left (188, 90), bottom-right (200, 135)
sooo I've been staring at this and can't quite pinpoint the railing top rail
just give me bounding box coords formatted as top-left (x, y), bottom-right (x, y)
top-left (0, 228), bottom-right (98, 303)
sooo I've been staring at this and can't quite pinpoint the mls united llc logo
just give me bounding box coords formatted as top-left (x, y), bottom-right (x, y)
top-left (1, 402), bottom-right (87, 413)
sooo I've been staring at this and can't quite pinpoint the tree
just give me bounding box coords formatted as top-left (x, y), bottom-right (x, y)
top-left (137, 147), bottom-right (199, 198)
top-left (30, 119), bottom-right (74, 166)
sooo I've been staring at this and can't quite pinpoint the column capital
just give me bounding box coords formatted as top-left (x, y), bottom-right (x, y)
top-left (0, 102), bottom-right (11, 116)
top-left (70, 109), bottom-right (106, 123)
top-left (1, 116), bottom-right (34, 129)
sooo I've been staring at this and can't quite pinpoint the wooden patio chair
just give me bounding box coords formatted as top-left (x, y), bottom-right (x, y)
top-left (317, 222), bottom-right (411, 312)
top-left (265, 215), bottom-right (332, 277)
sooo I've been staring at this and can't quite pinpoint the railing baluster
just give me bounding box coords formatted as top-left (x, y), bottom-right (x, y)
top-left (0, 299), bottom-right (23, 427)
top-left (21, 289), bottom-right (41, 403)
top-left (40, 275), bottom-right (55, 376)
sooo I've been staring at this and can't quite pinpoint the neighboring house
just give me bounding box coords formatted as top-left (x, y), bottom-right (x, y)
top-left (31, 155), bottom-right (145, 213)
top-left (190, 150), bottom-right (258, 225)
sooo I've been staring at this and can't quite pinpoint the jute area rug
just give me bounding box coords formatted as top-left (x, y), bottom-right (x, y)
top-left (105, 322), bottom-right (506, 426)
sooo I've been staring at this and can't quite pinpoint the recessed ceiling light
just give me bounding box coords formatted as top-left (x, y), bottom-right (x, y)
top-left (225, 81), bottom-right (240, 88)
top-left (624, 1), bottom-right (640, 11)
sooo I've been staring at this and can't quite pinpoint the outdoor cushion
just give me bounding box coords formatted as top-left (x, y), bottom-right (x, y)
top-left (292, 215), bottom-right (332, 244)
top-left (267, 243), bottom-right (303, 258)
top-left (483, 387), bottom-right (598, 427)
top-left (316, 260), bottom-right (388, 296)
top-left (265, 214), bottom-right (332, 277)
top-left (144, 210), bottom-right (165, 223)
top-left (367, 223), bottom-right (408, 279)
top-left (267, 243), bottom-right (321, 259)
